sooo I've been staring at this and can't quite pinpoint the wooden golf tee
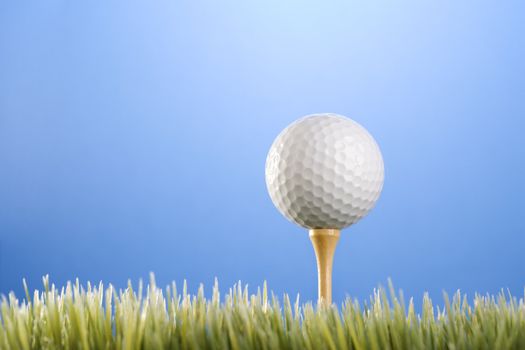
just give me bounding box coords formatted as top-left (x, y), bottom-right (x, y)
top-left (309, 229), bottom-right (340, 305)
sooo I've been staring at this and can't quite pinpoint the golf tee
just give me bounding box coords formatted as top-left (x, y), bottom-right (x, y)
top-left (309, 229), bottom-right (340, 305)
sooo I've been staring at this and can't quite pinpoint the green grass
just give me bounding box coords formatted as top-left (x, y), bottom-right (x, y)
top-left (1, 275), bottom-right (524, 350)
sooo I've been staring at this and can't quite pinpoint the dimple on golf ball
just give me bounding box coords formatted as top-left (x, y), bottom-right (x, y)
top-left (265, 113), bottom-right (384, 229)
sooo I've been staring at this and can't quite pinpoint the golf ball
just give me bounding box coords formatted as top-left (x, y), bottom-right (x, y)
top-left (265, 113), bottom-right (384, 229)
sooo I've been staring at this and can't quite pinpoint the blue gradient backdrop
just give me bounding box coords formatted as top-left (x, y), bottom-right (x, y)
top-left (1, 0), bottom-right (524, 305)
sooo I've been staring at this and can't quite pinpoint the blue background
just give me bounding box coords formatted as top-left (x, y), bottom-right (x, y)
top-left (1, 0), bottom-right (524, 306)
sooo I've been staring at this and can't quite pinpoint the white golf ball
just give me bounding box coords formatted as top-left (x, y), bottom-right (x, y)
top-left (265, 113), bottom-right (384, 229)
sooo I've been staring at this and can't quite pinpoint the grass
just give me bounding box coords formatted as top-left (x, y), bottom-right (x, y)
top-left (1, 275), bottom-right (524, 350)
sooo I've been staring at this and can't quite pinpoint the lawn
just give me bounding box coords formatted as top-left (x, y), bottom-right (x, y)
top-left (1, 275), bottom-right (524, 349)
